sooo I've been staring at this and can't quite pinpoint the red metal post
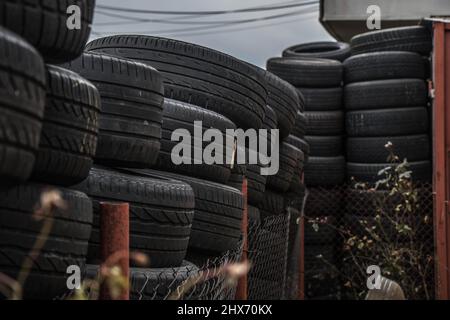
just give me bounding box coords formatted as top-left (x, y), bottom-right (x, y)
top-left (99, 202), bottom-right (130, 300)
top-left (236, 178), bottom-right (249, 300)
top-left (298, 172), bottom-right (305, 300)
top-left (433, 21), bottom-right (450, 300)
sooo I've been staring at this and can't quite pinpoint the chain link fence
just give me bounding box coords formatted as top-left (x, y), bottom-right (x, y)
top-left (304, 182), bottom-right (434, 300)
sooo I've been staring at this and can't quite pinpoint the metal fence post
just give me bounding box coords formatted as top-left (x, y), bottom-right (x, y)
top-left (236, 178), bottom-right (249, 300)
top-left (99, 202), bottom-right (130, 300)
top-left (299, 173), bottom-right (305, 300)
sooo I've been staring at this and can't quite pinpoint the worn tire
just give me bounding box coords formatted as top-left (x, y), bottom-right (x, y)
top-left (297, 87), bottom-right (343, 111)
top-left (306, 111), bottom-right (344, 136)
top-left (157, 99), bottom-right (236, 183)
top-left (305, 135), bottom-right (344, 157)
top-left (136, 170), bottom-right (244, 256)
top-left (0, 0), bottom-right (95, 63)
top-left (347, 161), bottom-right (432, 183)
top-left (267, 142), bottom-right (303, 192)
top-left (0, 183), bottom-right (92, 300)
top-left (350, 26), bottom-right (432, 55)
top-left (74, 167), bottom-right (195, 267)
top-left (32, 65), bottom-right (101, 186)
top-left (283, 41), bottom-right (351, 62)
top-left (291, 111), bottom-right (307, 138)
top-left (61, 52), bottom-right (164, 168)
top-left (344, 51), bottom-right (426, 83)
top-left (347, 135), bottom-right (430, 163)
top-left (346, 107), bottom-right (429, 137)
top-left (304, 156), bottom-right (346, 186)
top-left (344, 79), bottom-right (427, 111)
top-left (267, 57), bottom-right (343, 88)
top-left (0, 27), bottom-right (46, 182)
top-left (86, 36), bottom-right (267, 129)
top-left (247, 164), bottom-right (267, 206)
top-left (261, 71), bottom-right (299, 138)
top-left (258, 190), bottom-right (285, 217)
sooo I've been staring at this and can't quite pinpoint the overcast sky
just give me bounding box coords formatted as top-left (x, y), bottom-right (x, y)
top-left (92, 0), bottom-right (333, 67)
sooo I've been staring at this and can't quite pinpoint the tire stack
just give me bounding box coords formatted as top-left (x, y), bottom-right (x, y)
top-left (267, 42), bottom-right (349, 300)
top-left (0, 0), bottom-right (98, 299)
top-left (345, 26), bottom-right (433, 184)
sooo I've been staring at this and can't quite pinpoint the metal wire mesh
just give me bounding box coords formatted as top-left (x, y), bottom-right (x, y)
top-left (247, 213), bottom-right (290, 300)
top-left (304, 182), bottom-right (435, 300)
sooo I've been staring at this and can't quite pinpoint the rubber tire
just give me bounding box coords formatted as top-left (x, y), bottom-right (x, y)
top-left (74, 167), bottom-right (195, 267)
top-left (291, 111), bottom-right (307, 139)
top-left (267, 57), bottom-right (343, 88)
top-left (86, 262), bottom-right (199, 300)
top-left (344, 79), bottom-right (427, 111)
top-left (0, 0), bottom-right (95, 63)
top-left (0, 27), bottom-right (46, 182)
top-left (248, 205), bottom-right (261, 225)
top-left (86, 36), bottom-right (266, 130)
top-left (135, 170), bottom-right (244, 256)
top-left (285, 135), bottom-right (310, 163)
top-left (262, 70), bottom-right (300, 138)
top-left (32, 65), bottom-right (101, 186)
top-left (305, 187), bottom-right (345, 217)
top-left (0, 183), bottom-right (92, 300)
top-left (157, 98), bottom-right (236, 184)
top-left (283, 41), bottom-right (351, 62)
top-left (347, 135), bottom-right (430, 163)
top-left (258, 190), bottom-right (285, 217)
top-left (346, 107), bottom-right (429, 137)
top-left (297, 87), bottom-right (343, 111)
top-left (305, 135), bottom-right (344, 157)
top-left (306, 111), bottom-right (344, 136)
top-left (350, 26), bottom-right (432, 55)
top-left (344, 51), bottom-right (426, 83)
top-left (267, 142), bottom-right (303, 192)
top-left (61, 52), bottom-right (164, 168)
top-left (247, 164), bottom-right (267, 206)
top-left (347, 161), bottom-right (432, 183)
top-left (304, 156), bottom-right (346, 187)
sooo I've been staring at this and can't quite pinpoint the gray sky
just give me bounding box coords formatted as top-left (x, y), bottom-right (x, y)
top-left (92, 0), bottom-right (333, 67)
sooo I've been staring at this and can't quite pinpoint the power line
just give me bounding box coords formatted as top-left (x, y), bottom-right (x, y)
top-left (93, 6), bottom-right (318, 35)
top-left (96, 0), bottom-right (318, 16)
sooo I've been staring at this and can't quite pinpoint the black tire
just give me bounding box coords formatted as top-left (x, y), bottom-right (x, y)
top-left (305, 135), bottom-right (344, 157)
top-left (258, 190), bottom-right (285, 217)
top-left (285, 135), bottom-right (310, 159)
top-left (74, 167), bottom-right (195, 267)
top-left (0, 27), bottom-right (46, 182)
top-left (347, 135), bottom-right (430, 163)
top-left (306, 111), bottom-right (344, 136)
top-left (291, 111), bottom-right (307, 138)
top-left (344, 79), bottom-right (427, 111)
top-left (267, 57), bottom-right (343, 88)
top-left (283, 41), bottom-right (351, 62)
top-left (0, 183), bottom-right (92, 300)
top-left (344, 51), bottom-right (426, 83)
top-left (305, 216), bottom-right (338, 244)
top-left (135, 170), bottom-right (244, 256)
top-left (262, 71), bottom-right (299, 138)
top-left (297, 87), bottom-right (343, 112)
top-left (350, 26), bottom-right (432, 55)
top-left (61, 52), bottom-right (164, 168)
top-left (86, 36), bottom-right (266, 130)
top-left (32, 65), bottom-right (101, 186)
top-left (347, 161), bottom-right (432, 183)
top-left (0, 0), bottom-right (95, 63)
top-left (263, 105), bottom-right (278, 130)
top-left (305, 187), bottom-right (345, 217)
top-left (86, 261), bottom-right (199, 300)
top-left (248, 205), bottom-right (261, 225)
top-left (346, 107), bottom-right (429, 137)
top-left (157, 98), bottom-right (236, 183)
top-left (227, 173), bottom-right (244, 192)
top-left (304, 156), bottom-right (346, 187)
top-left (247, 164), bottom-right (267, 206)
top-left (267, 143), bottom-right (303, 192)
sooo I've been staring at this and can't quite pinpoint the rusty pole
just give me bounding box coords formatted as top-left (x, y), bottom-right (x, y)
top-left (236, 178), bottom-right (249, 300)
top-left (298, 172), bottom-right (305, 300)
top-left (433, 21), bottom-right (450, 300)
top-left (99, 202), bottom-right (130, 300)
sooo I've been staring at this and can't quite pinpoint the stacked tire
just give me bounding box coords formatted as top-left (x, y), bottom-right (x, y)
top-left (0, 0), bottom-right (98, 299)
top-left (345, 26), bottom-right (432, 184)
